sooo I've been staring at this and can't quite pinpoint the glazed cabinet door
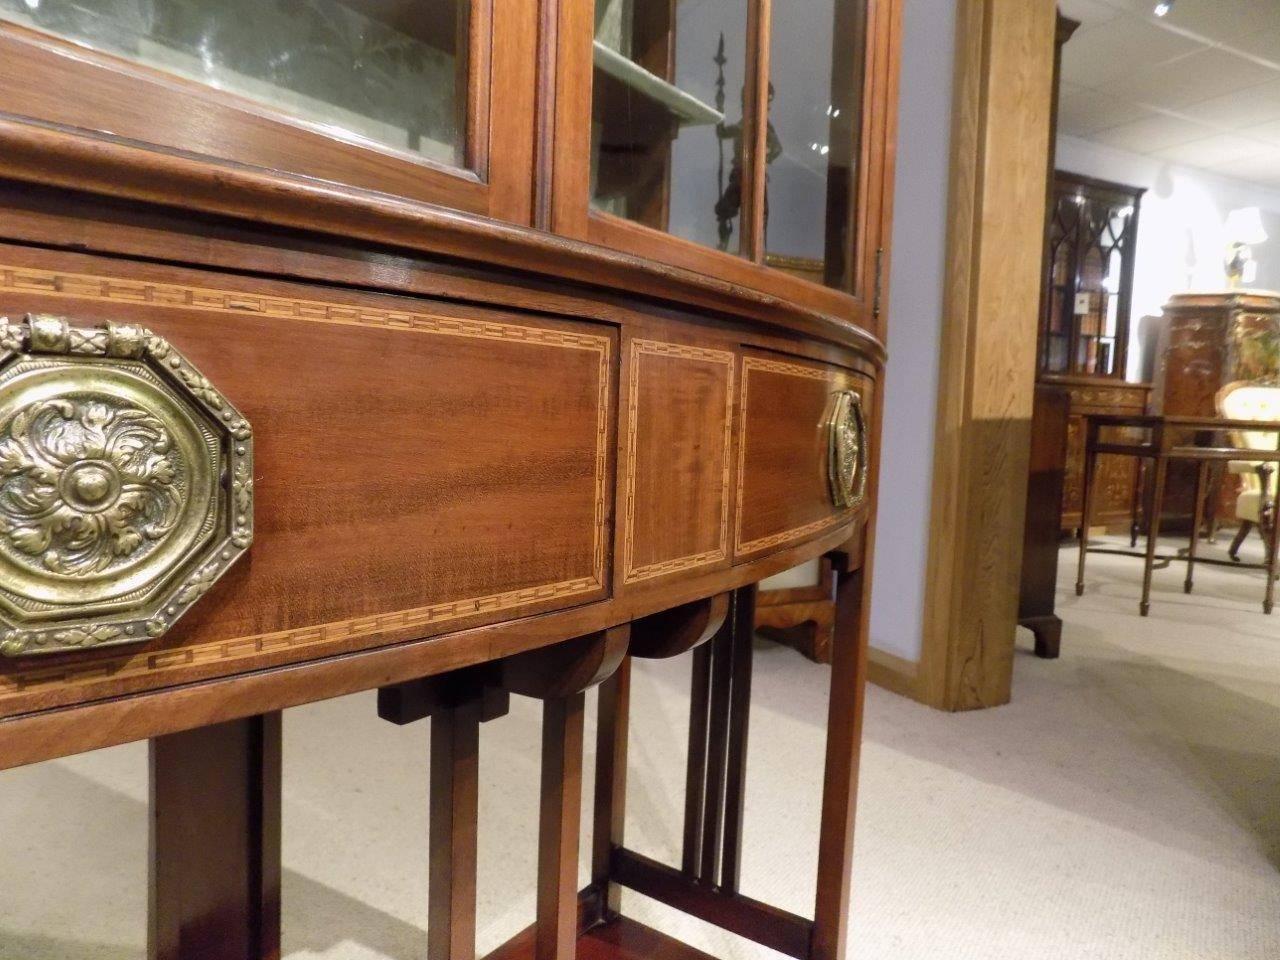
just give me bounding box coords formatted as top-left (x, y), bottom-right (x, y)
top-left (0, 0), bottom-right (537, 222)
top-left (550, 0), bottom-right (898, 335)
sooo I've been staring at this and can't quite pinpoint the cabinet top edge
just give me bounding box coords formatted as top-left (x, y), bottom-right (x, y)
top-left (0, 117), bottom-right (887, 365)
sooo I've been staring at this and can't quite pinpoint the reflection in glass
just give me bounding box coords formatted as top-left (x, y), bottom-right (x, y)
top-left (0, 0), bottom-right (468, 166)
top-left (764, 0), bottom-right (865, 289)
top-left (591, 0), bottom-right (750, 254)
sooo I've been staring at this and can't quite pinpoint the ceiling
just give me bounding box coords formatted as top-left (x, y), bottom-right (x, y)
top-left (1057, 0), bottom-right (1280, 189)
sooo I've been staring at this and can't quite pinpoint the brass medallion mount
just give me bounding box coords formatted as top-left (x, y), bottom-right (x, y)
top-left (0, 315), bottom-right (253, 656)
top-left (824, 389), bottom-right (867, 510)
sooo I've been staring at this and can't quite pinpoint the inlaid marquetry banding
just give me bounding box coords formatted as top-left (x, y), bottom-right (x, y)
top-left (0, 264), bottom-right (612, 701)
top-left (622, 339), bottom-right (736, 584)
top-left (734, 355), bottom-right (859, 556)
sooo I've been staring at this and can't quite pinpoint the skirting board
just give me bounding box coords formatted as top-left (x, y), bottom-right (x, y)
top-left (867, 646), bottom-right (919, 700)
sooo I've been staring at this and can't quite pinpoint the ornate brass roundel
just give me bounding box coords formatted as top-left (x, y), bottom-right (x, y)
top-left (824, 389), bottom-right (866, 510)
top-left (0, 315), bottom-right (253, 657)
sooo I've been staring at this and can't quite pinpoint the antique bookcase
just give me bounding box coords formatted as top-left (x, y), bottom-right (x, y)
top-left (1038, 170), bottom-right (1151, 532)
top-left (0, 2), bottom-right (902, 959)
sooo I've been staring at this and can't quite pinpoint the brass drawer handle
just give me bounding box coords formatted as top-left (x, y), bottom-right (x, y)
top-left (825, 389), bottom-right (867, 509)
top-left (0, 315), bottom-right (253, 656)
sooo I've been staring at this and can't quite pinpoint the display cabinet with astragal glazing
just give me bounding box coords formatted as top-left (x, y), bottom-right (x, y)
top-left (0, 1), bottom-right (901, 958)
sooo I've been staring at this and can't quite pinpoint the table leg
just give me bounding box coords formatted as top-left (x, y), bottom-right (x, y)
top-left (1075, 423), bottom-right (1100, 597)
top-left (536, 693), bottom-right (585, 960)
top-left (1129, 457), bottom-right (1144, 548)
top-left (591, 659), bottom-right (631, 919)
top-left (811, 563), bottom-right (870, 960)
top-left (1141, 457), bottom-right (1169, 617)
top-left (428, 697), bottom-right (481, 960)
top-left (1185, 461), bottom-right (1209, 594)
top-left (1266, 499), bottom-right (1280, 615)
top-left (149, 714), bottom-right (282, 960)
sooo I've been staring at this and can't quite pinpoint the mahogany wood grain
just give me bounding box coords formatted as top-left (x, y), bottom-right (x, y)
top-left (735, 353), bottom-right (869, 556)
top-left (0, 129), bottom-right (887, 361)
top-left (0, 517), bottom-right (860, 771)
top-left (681, 639), bottom-right (711, 879)
top-left (591, 659), bottom-right (631, 918)
top-left (0, 247), bottom-right (614, 718)
top-left (500, 627), bottom-right (631, 702)
top-left (810, 563), bottom-right (868, 960)
top-left (609, 848), bottom-right (812, 960)
top-left (623, 340), bottom-right (736, 585)
top-left (428, 696), bottom-right (482, 960)
top-left (149, 713), bottom-right (282, 960)
top-left (720, 586), bottom-right (756, 893)
top-left (484, 912), bottom-right (721, 960)
top-left (0, 26), bottom-right (458, 217)
top-left (537, 692), bottom-right (585, 960)
top-left (377, 671), bottom-right (510, 727)
top-left (628, 595), bottom-right (729, 661)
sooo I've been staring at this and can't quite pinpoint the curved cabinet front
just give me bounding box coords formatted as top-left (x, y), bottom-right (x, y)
top-left (0, 246), bottom-right (874, 750)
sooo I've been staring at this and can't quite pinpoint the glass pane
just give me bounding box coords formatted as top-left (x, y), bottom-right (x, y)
top-left (764, 0), bottom-right (866, 289)
top-left (0, 0), bottom-right (468, 167)
top-left (591, 0), bottom-right (750, 254)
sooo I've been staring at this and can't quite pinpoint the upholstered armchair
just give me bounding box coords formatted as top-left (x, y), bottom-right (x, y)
top-left (1217, 382), bottom-right (1280, 562)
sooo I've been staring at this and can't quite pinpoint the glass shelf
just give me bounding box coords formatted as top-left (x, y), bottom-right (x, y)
top-left (592, 41), bottom-right (723, 127)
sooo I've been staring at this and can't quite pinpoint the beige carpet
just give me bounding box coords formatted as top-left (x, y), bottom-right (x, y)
top-left (1, 534), bottom-right (1278, 959)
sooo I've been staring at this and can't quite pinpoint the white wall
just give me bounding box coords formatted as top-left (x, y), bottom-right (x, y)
top-left (867, 0), bottom-right (958, 662)
top-left (1056, 134), bottom-right (1280, 380)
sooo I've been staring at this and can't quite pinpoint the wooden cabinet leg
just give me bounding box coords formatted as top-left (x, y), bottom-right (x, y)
top-left (811, 565), bottom-right (870, 960)
top-left (591, 659), bottom-right (631, 919)
top-left (537, 693), bottom-right (585, 960)
top-left (149, 714), bottom-right (282, 960)
top-left (429, 698), bottom-right (482, 960)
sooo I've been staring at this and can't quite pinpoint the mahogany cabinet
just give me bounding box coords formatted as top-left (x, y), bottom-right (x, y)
top-left (1047, 374), bottom-right (1152, 532)
top-left (1036, 171), bottom-right (1149, 534)
top-left (0, 2), bottom-right (902, 959)
top-left (1150, 290), bottom-right (1280, 524)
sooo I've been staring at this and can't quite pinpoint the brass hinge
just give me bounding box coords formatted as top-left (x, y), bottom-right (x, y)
top-left (873, 247), bottom-right (884, 322)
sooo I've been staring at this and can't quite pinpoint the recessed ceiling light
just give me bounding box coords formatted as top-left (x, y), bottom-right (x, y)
top-left (1153, 1), bottom-right (1173, 16)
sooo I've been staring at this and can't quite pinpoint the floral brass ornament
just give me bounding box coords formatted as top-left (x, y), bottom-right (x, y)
top-left (0, 315), bottom-right (253, 657)
top-left (824, 389), bottom-right (866, 510)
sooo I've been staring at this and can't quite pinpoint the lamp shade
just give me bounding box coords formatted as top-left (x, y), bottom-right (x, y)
top-left (1225, 206), bottom-right (1268, 246)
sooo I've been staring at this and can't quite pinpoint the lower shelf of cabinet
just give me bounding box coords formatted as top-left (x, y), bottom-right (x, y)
top-left (486, 913), bottom-right (720, 960)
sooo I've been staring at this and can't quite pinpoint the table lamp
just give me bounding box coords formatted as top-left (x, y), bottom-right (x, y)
top-left (1224, 206), bottom-right (1268, 287)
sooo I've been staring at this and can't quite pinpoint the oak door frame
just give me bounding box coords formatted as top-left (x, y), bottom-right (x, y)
top-left (873, 0), bottom-right (1056, 710)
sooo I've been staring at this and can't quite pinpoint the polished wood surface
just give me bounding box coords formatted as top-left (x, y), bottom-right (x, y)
top-left (1018, 384), bottom-right (1070, 658)
top-left (1045, 374), bottom-right (1151, 531)
top-left (1152, 292), bottom-right (1280, 525)
top-left (1076, 413), bottom-right (1280, 615)
top-left (0, 1), bottom-right (902, 957)
top-left (149, 714), bottom-right (281, 960)
top-left (0, 14), bottom-right (538, 222)
top-left (919, 0), bottom-right (1056, 711)
top-left (736, 354), bottom-right (867, 557)
top-left (0, 248), bottom-right (613, 719)
top-left (624, 340), bottom-right (735, 584)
